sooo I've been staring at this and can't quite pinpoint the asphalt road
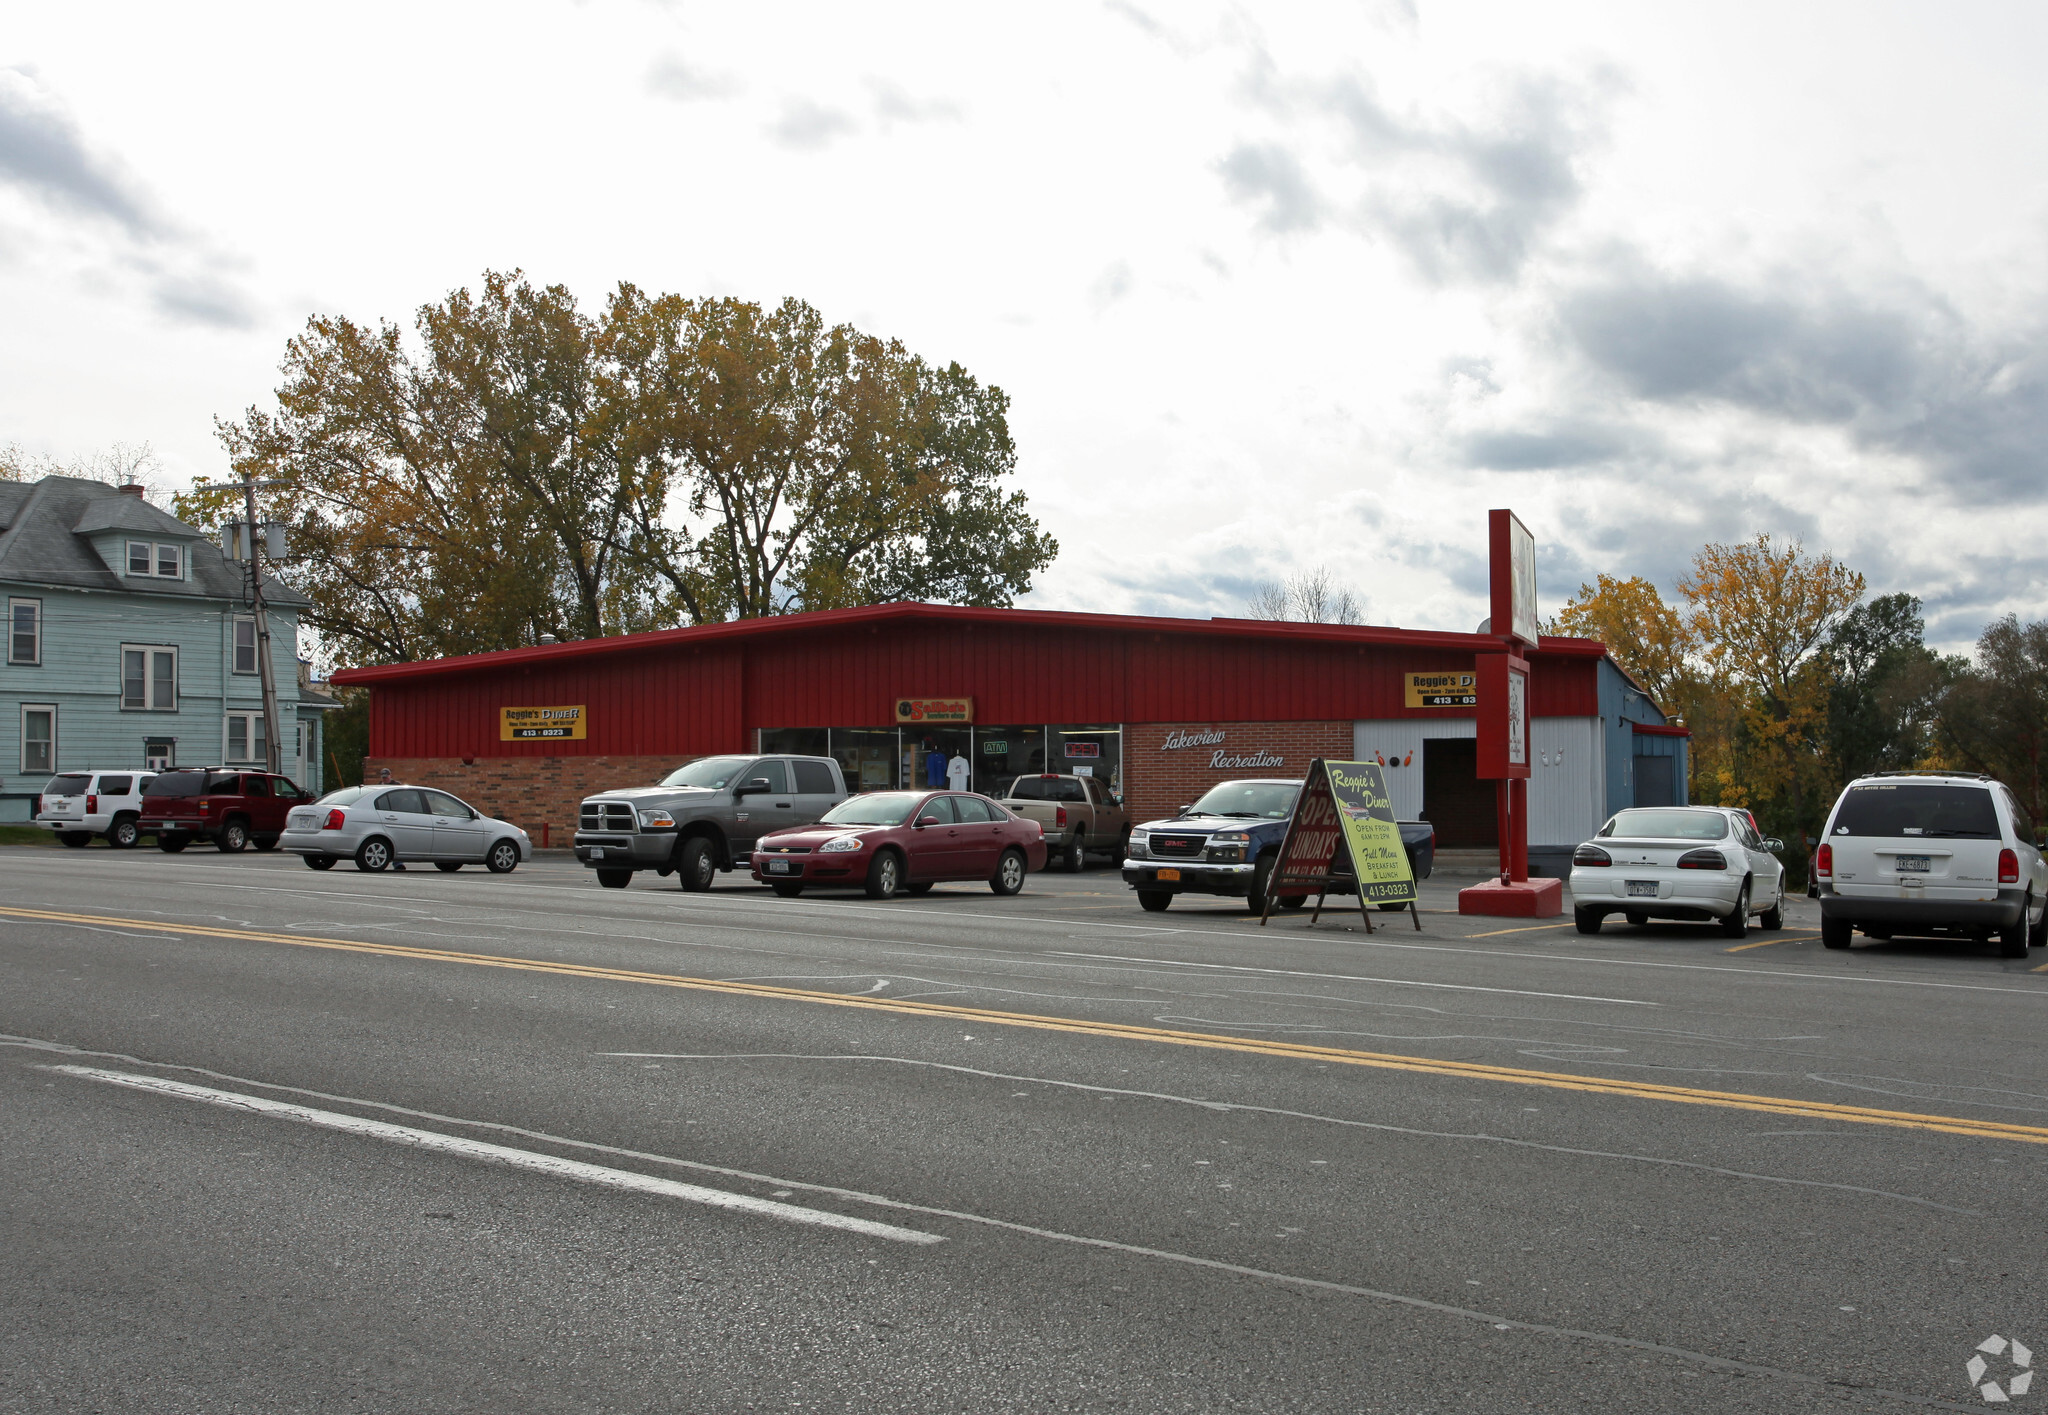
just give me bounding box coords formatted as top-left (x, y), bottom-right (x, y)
top-left (4, 846), bottom-right (2046, 1413)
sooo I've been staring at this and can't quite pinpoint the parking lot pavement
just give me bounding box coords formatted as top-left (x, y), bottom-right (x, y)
top-left (3, 844), bottom-right (2042, 1412)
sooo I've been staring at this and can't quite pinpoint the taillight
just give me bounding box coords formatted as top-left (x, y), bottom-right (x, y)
top-left (87, 793), bottom-right (98, 813)
top-left (322, 809), bottom-right (348, 830)
top-left (1055, 806), bottom-right (1067, 827)
top-left (2000, 848), bottom-right (2020, 885)
top-left (1677, 849), bottom-right (1728, 871)
top-left (1572, 844), bottom-right (1611, 868)
top-left (1816, 843), bottom-right (1833, 879)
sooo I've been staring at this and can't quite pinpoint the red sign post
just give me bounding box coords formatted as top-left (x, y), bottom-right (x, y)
top-left (1459, 511), bottom-right (1563, 917)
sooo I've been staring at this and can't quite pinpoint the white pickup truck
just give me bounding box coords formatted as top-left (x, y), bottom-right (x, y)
top-left (1000, 773), bottom-right (1129, 871)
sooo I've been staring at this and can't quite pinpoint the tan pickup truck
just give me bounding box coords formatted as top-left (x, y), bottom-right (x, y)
top-left (1001, 774), bottom-right (1129, 871)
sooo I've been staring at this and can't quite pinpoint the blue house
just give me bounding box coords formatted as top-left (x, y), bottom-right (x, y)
top-left (0, 475), bottom-right (334, 818)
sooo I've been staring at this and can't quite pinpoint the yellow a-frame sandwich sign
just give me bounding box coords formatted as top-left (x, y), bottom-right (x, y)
top-left (1259, 758), bottom-right (1419, 931)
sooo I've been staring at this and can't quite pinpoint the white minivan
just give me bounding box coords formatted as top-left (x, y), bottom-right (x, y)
top-left (34, 770), bottom-right (156, 849)
top-left (1816, 772), bottom-right (2048, 958)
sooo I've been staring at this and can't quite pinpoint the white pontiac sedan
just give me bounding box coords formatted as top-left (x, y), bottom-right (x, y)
top-left (281, 785), bottom-right (532, 874)
top-left (1570, 806), bottom-right (1786, 939)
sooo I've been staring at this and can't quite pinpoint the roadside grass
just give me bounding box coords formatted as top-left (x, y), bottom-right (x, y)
top-left (0, 826), bottom-right (61, 847)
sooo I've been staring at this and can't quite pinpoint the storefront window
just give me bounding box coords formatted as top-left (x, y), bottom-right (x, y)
top-left (971, 726), bottom-right (1048, 799)
top-left (759, 728), bottom-right (829, 758)
top-left (1052, 724), bottom-right (1123, 800)
top-left (830, 728), bottom-right (901, 792)
top-left (903, 727), bottom-right (971, 793)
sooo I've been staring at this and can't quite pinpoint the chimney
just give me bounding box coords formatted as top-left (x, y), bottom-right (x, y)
top-left (118, 484), bottom-right (145, 498)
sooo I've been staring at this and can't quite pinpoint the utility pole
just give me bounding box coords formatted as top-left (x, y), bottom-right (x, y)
top-left (229, 480), bottom-right (287, 776)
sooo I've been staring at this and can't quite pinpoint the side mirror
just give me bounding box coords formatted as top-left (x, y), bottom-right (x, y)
top-left (1179, 804), bottom-right (1193, 814)
top-left (736, 777), bottom-right (771, 797)
top-left (1763, 837), bottom-right (1785, 853)
top-left (916, 814), bottom-right (942, 829)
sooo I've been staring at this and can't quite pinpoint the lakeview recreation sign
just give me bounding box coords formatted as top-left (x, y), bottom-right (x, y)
top-left (500, 705), bottom-right (587, 741)
top-left (1261, 758), bottom-right (1417, 930)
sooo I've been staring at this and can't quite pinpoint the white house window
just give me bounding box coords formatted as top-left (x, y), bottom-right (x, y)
top-left (21, 704), bottom-right (54, 775)
top-left (8, 598), bottom-right (39, 665)
top-left (125, 541), bottom-right (184, 578)
top-left (144, 738), bottom-right (175, 771)
top-left (233, 616), bottom-right (258, 674)
top-left (226, 712), bottom-right (267, 765)
top-left (121, 646), bottom-right (178, 711)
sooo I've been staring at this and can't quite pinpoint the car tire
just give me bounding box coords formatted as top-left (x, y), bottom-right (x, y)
top-left (1137, 891), bottom-right (1172, 912)
top-left (1277, 894), bottom-right (1308, 911)
top-left (1246, 855), bottom-right (1274, 915)
top-left (1377, 902), bottom-right (1406, 912)
top-left (485, 840), bottom-right (519, 874)
top-left (304, 855), bottom-right (335, 871)
top-left (157, 834), bottom-right (189, 853)
top-left (677, 837), bottom-right (717, 893)
top-left (1064, 835), bottom-right (1085, 872)
top-left (1719, 881), bottom-right (1751, 939)
top-left (354, 837), bottom-right (393, 872)
top-left (1108, 831), bottom-right (1128, 867)
top-left (990, 848), bottom-right (1027, 897)
top-left (906, 881), bottom-right (935, 896)
top-left (1758, 890), bottom-right (1784, 930)
top-left (1999, 907), bottom-right (2029, 959)
top-left (218, 819), bottom-right (249, 853)
top-left (1820, 914), bottom-right (1852, 949)
top-left (57, 831), bottom-right (92, 848)
top-left (1624, 911), bottom-right (1647, 926)
top-left (595, 868), bottom-right (632, 888)
top-left (770, 882), bottom-right (805, 898)
top-left (436, 861), bottom-right (465, 873)
top-left (865, 849), bottom-right (902, 899)
top-left (2031, 895), bottom-right (2047, 949)
top-left (107, 816), bottom-right (141, 849)
top-left (1574, 906), bottom-right (1603, 935)
top-left (251, 835), bottom-right (280, 852)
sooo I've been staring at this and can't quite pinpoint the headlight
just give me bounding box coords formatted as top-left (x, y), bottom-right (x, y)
top-left (819, 835), bottom-right (864, 853)
top-left (638, 809), bottom-right (675, 828)
top-left (1211, 831), bottom-right (1251, 843)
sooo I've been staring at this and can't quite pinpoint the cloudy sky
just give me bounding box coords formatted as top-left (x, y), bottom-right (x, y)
top-left (3, 1), bottom-right (2045, 652)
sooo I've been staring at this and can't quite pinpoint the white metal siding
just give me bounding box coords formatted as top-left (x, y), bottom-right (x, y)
top-left (1528, 717), bottom-right (1603, 846)
top-left (1353, 718), bottom-right (1475, 823)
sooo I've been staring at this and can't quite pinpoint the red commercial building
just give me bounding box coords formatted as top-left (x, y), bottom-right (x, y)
top-left (333, 601), bottom-right (1683, 866)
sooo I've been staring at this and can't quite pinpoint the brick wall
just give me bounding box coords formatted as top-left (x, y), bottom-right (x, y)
top-left (1123, 721), bottom-right (1352, 825)
top-left (364, 755), bottom-right (701, 847)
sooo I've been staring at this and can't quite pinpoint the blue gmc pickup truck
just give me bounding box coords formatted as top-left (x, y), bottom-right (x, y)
top-left (1120, 776), bottom-right (1436, 913)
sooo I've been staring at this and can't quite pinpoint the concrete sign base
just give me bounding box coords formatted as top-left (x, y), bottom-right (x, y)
top-left (1457, 876), bottom-right (1564, 918)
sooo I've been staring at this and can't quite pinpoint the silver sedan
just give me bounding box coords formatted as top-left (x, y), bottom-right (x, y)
top-left (281, 785), bottom-right (532, 873)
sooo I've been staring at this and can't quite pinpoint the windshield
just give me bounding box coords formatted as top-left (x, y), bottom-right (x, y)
top-left (1188, 781), bottom-right (1299, 819)
top-left (146, 771), bottom-right (207, 798)
top-left (45, 774), bottom-right (91, 796)
top-left (820, 793), bottom-right (922, 826)
top-left (1008, 777), bottom-right (1087, 803)
top-left (1599, 809), bottom-right (1729, 841)
top-left (659, 756), bottom-right (755, 790)
top-left (316, 786), bottom-right (371, 806)
top-left (1832, 783), bottom-right (2000, 839)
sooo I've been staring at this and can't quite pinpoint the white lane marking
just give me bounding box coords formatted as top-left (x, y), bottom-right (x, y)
top-left (1044, 952), bottom-right (1655, 1006)
top-left (47, 1065), bottom-right (939, 1246)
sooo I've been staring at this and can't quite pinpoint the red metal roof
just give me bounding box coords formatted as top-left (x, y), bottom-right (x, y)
top-left (1631, 721), bottom-right (1692, 737)
top-left (330, 600), bottom-right (1607, 685)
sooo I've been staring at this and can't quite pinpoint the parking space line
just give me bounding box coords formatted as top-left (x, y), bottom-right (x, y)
top-left (12, 902), bottom-right (2048, 1147)
top-left (1462, 924), bottom-right (1572, 938)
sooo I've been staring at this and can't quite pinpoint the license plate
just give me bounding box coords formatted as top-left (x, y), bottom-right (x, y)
top-left (1895, 856), bottom-right (1930, 873)
top-left (769, 859), bottom-right (791, 874)
top-left (1156, 868), bottom-right (1181, 881)
top-left (1626, 881), bottom-right (1658, 898)
top-left (589, 848), bottom-right (604, 860)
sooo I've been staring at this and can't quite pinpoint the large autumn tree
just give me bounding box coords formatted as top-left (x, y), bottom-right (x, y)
top-left (180, 272), bottom-right (1057, 663)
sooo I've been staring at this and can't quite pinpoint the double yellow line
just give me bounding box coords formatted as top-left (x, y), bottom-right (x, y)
top-left (11, 903), bottom-right (2048, 1146)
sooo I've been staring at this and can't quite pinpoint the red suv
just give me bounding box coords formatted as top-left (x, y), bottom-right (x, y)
top-left (140, 769), bottom-right (316, 853)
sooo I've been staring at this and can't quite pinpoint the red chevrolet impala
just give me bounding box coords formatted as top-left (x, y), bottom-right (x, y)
top-left (751, 790), bottom-right (1048, 899)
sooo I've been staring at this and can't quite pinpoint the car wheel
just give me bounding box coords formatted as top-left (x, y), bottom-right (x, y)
top-left (218, 819), bottom-right (249, 853)
top-left (1277, 894), bottom-right (1308, 911)
top-left (770, 882), bottom-right (805, 898)
top-left (2031, 894), bottom-right (2047, 948)
top-left (865, 850), bottom-right (902, 899)
top-left (486, 840), bottom-right (520, 874)
top-left (1137, 891), bottom-right (1171, 912)
top-left (354, 837), bottom-right (393, 872)
top-left (1376, 902), bottom-right (1406, 912)
top-left (157, 834), bottom-right (188, 853)
top-left (107, 816), bottom-right (140, 849)
top-left (677, 837), bottom-right (716, 892)
top-left (251, 834), bottom-right (280, 852)
top-left (57, 831), bottom-right (92, 848)
top-left (595, 868), bottom-right (632, 889)
top-left (906, 881), bottom-right (935, 896)
top-left (990, 848), bottom-right (1027, 896)
top-left (304, 855), bottom-right (335, 871)
top-left (1246, 855), bottom-right (1273, 914)
top-left (436, 861), bottom-right (465, 873)
top-left (1758, 890), bottom-right (1784, 930)
top-left (1108, 831), bottom-right (1128, 867)
top-left (1999, 904), bottom-right (2029, 959)
top-left (1064, 835), bottom-right (1085, 872)
top-left (1820, 914), bottom-right (1853, 949)
top-left (1574, 906), bottom-right (1603, 935)
top-left (1624, 911), bottom-right (1647, 926)
top-left (1718, 881), bottom-right (1751, 939)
